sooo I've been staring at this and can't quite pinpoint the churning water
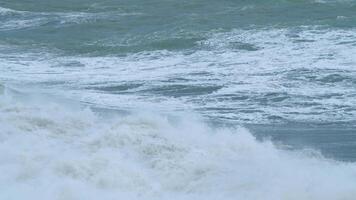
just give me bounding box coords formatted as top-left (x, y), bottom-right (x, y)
top-left (1, 0), bottom-right (356, 199)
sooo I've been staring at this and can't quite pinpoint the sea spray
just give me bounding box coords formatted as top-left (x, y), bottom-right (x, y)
top-left (2, 1), bottom-right (356, 199)
top-left (0, 89), bottom-right (355, 200)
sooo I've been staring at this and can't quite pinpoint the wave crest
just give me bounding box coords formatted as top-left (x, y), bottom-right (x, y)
top-left (0, 89), bottom-right (355, 199)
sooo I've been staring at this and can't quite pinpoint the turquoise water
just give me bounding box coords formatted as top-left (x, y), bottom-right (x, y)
top-left (1, 0), bottom-right (356, 54)
top-left (1, 1), bottom-right (356, 199)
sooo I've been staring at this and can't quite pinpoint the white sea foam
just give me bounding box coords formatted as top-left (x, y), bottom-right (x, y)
top-left (1, 28), bottom-right (356, 123)
top-left (0, 86), bottom-right (355, 200)
top-left (0, 6), bottom-right (22, 15)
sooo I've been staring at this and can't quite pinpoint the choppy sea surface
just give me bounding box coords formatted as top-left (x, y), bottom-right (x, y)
top-left (1, 0), bottom-right (356, 199)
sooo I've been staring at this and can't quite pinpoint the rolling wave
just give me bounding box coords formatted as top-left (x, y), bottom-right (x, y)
top-left (1, 0), bottom-right (356, 199)
top-left (0, 86), bottom-right (356, 199)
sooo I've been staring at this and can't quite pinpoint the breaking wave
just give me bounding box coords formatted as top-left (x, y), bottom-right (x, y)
top-left (0, 85), bottom-right (355, 200)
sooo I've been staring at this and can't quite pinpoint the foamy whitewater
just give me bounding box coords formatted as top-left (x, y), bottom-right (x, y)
top-left (1, 86), bottom-right (356, 200)
top-left (1, 0), bottom-right (356, 199)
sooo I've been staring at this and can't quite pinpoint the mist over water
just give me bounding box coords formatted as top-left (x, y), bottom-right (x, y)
top-left (1, 0), bottom-right (356, 199)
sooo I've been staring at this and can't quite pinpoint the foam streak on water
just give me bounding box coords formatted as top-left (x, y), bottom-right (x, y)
top-left (1, 28), bottom-right (356, 124)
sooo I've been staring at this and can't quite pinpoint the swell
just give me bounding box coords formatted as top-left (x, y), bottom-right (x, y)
top-left (0, 5), bottom-right (140, 32)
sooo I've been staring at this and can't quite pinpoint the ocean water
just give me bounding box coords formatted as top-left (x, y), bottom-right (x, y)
top-left (1, 0), bottom-right (356, 199)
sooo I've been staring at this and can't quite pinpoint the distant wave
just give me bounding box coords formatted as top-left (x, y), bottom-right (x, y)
top-left (0, 6), bottom-right (141, 31)
top-left (0, 6), bottom-right (17, 14)
top-left (0, 6), bottom-right (27, 16)
top-left (0, 86), bottom-right (355, 200)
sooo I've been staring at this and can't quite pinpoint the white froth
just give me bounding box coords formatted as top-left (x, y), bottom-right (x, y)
top-left (0, 6), bottom-right (23, 15)
top-left (1, 28), bottom-right (356, 123)
top-left (0, 87), bottom-right (356, 200)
